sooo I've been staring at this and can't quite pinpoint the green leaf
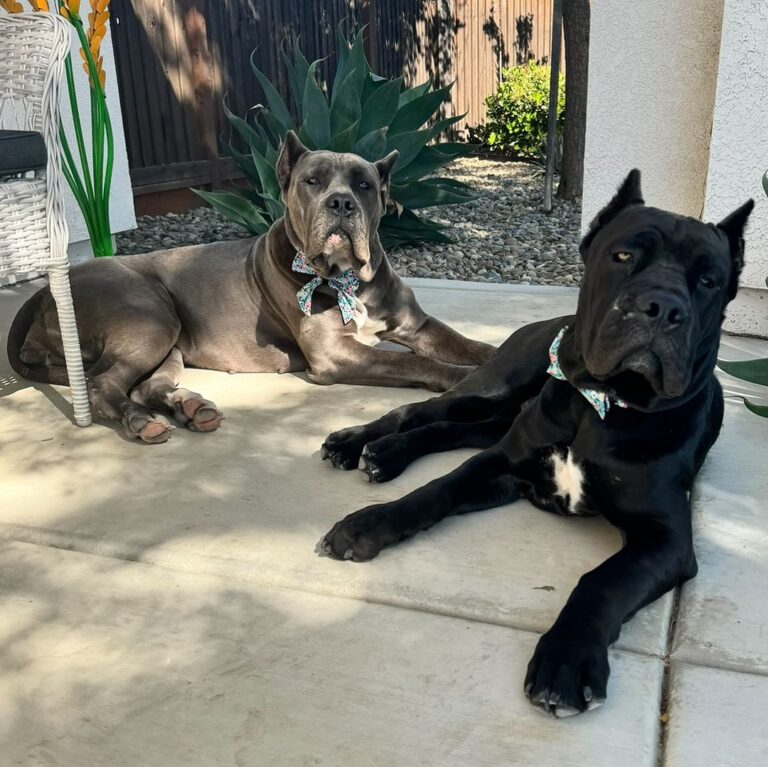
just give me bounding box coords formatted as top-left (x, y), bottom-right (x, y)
top-left (389, 83), bottom-right (453, 134)
top-left (224, 140), bottom-right (262, 189)
top-left (359, 76), bottom-right (402, 136)
top-left (361, 71), bottom-right (389, 105)
top-left (192, 189), bottom-right (270, 235)
top-left (257, 193), bottom-right (284, 221)
top-left (380, 209), bottom-right (452, 247)
top-left (302, 60), bottom-right (331, 148)
top-left (280, 43), bottom-right (302, 115)
top-left (391, 179), bottom-right (475, 209)
top-left (258, 106), bottom-right (289, 144)
top-left (431, 142), bottom-right (474, 158)
top-left (331, 119), bottom-right (361, 152)
top-left (249, 51), bottom-right (294, 130)
top-left (352, 127), bottom-right (388, 160)
top-left (717, 357), bottom-right (768, 386)
top-left (332, 22), bottom-right (351, 96)
top-left (429, 112), bottom-right (466, 140)
top-left (392, 146), bottom-right (456, 183)
top-left (224, 106), bottom-right (265, 158)
top-left (330, 69), bottom-right (362, 137)
top-left (386, 129), bottom-right (432, 172)
top-left (331, 29), bottom-right (368, 109)
top-left (251, 150), bottom-right (281, 200)
top-left (398, 79), bottom-right (431, 108)
top-left (744, 398), bottom-right (768, 418)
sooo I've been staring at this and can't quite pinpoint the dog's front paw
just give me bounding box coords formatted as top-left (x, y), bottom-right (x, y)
top-left (122, 410), bottom-right (176, 444)
top-left (321, 425), bottom-right (371, 470)
top-left (317, 505), bottom-right (394, 562)
top-left (360, 436), bottom-right (408, 483)
top-left (524, 629), bottom-right (610, 718)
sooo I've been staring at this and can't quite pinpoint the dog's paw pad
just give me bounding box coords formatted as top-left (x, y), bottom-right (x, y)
top-left (138, 417), bottom-right (175, 444)
top-left (179, 397), bottom-right (223, 432)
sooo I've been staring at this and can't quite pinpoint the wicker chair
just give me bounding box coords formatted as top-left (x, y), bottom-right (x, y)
top-left (0, 13), bottom-right (91, 426)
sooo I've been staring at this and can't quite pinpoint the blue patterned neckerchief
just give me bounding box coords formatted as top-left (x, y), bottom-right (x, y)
top-left (291, 251), bottom-right (360, 325)
top-left (547, 325), bottom-right (629, 419)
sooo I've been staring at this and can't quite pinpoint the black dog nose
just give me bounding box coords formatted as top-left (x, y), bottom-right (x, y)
top-left (636, 291), bottom-right (689, 330)
top-left (326, 193), bottom-right (356, 215)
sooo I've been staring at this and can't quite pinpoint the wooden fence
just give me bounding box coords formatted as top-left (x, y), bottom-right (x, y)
top-left (110, 0), bottom-right (554, 194)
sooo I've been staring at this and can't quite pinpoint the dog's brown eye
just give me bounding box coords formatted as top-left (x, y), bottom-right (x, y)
top-left (613, 252), bottom-right (633, 263)
top-left (305, 176), bottom-right (319, 185)
top-left (700, 275), bottom-right (716, 289)
top-left (359, 181), bottom-right (371, 190)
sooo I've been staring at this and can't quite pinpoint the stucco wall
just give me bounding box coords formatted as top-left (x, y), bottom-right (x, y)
top-left (581, 0), bottom-right (725, 229)
top-left (1, 10), bottom-right (135, 255)
top-left (702, 0), bottom-right (768, 335)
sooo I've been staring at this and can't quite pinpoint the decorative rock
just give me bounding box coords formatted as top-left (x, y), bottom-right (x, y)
top-left (116, 158), bottom-right (583, 287)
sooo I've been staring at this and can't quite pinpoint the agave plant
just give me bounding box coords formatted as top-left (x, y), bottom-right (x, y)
top-left (717, 357), bottom-right (768, 417)
top-left (194, 28), bottom-right (476, 248)
top-left (716, 170), bottom-right (768, 418)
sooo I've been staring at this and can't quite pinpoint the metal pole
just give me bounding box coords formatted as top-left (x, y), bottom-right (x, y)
top-left (543, 0), bottom-right (563, 213)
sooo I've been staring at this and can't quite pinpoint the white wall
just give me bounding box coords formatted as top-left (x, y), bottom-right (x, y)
top-left (702, 0), bottom-right (768, 335)
top-left (1, 9), bottom-right (135, 259)
top-left (582, 0), bottom-right (768, 336)
top-left (582, 1), bottom-right (725, 227)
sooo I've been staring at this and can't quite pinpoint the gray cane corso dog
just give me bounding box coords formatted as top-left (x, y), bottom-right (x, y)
top-left (7, 132), bottom-right (494, 442)
top-left (320, 170), bottom-right (754, 716)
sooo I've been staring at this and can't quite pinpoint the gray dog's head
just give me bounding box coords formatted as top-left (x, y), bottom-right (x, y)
top-left (564, 170), bottom-right (753, 408)
top-left (277, 131), bottom-right (398, 282)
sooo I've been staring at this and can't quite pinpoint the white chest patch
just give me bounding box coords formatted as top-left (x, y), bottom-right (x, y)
top-left (550, 449), bottom-right (585, 513)
top-left (352, 299), bottom-right (387, 347)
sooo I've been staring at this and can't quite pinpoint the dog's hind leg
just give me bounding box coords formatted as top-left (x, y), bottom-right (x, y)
top-left (131, 347), bottom-right (223, 433)
top-left (359, 416), bottom-right (512, 483)
top-left (320, 447), bottom-right (520, 561)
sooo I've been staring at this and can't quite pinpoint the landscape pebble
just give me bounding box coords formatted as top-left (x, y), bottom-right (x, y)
top-left (116, 158), bottom-right (583, 287)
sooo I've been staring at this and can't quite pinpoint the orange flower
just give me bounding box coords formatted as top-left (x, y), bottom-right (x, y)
top-left (28, 0), bottom-right (50, 10)
top-left (82, 0), bottom-right (110, 89)
top-left (0, 0), bottom-right (24, 12)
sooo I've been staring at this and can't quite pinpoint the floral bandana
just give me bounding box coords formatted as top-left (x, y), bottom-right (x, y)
top-left (547, 325), bottom-right (629, 420)
top-left (291, 252), bottom-right (360, 325)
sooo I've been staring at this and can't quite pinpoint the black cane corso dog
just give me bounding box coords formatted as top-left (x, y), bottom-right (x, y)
top-left (320, 170), bottom-right (754, 717)
top-left (7, 131), bottom-right (494, 442)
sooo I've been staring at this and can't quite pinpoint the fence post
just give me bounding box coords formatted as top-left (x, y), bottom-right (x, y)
top-left (543, 0), bottom-right (563, 213)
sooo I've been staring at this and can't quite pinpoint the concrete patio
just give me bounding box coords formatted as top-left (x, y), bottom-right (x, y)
top-left (1, 278), bottom-right (767, 766)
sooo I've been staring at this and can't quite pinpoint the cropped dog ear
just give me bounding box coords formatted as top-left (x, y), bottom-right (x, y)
top-left (374, 150), bottom-right (399, 210)
top-left (277, 131), bottom-right (309, 193)
top-left (718, 199), bottom-right (754, 299)
top-left (580, 169), bottom-right (644, 257)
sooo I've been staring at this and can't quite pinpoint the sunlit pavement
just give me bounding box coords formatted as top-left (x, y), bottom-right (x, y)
top-left (2, 277), bottom-right (767, 766)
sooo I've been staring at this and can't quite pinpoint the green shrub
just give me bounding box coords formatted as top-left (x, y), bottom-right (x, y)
top-left (474, 62), bottom-right (565, 159)
top-left (194, 29), bottom-right (477, 248)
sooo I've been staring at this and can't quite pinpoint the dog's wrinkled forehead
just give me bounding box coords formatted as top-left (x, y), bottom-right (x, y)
top-left (597, 206), bottom-right (732, 270)
top-left (292, 151), bottom-right (381, 192)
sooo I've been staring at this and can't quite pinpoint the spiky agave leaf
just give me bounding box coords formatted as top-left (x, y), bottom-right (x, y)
top-left (195, 26), bottom-right (476, 246)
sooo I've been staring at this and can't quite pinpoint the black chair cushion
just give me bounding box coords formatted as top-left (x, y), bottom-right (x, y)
top-left (0, 130), bottom-right (48, 176)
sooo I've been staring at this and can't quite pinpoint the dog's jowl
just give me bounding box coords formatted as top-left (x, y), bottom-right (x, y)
top-left (7, 131), bottom-right (494, 442)
top-left (320, 170), bottom-right (754, 717)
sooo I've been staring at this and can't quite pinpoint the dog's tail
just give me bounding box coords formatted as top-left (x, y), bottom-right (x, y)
top-left (6, 286), bottom-right (70, 386)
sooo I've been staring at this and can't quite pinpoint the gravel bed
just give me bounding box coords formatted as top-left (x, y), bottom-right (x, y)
top-left (116, 158), bottom-right (583, 287)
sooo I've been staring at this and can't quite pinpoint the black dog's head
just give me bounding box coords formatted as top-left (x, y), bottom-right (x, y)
top-left (564, 170), bottom-right (753, 408)
top-left (277, 131), bottom-right (398, 282)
